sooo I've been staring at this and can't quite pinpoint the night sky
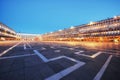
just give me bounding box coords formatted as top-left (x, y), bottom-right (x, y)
top-left (0, 0), bottom-right (120, 34)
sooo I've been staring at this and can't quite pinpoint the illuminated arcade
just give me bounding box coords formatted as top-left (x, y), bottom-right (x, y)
top-left (0, 22), bottom-right (20, 40)
top-left (41, 16), bottom-right (120, 42)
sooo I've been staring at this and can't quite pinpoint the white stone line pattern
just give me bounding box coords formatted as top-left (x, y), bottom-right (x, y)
top-left (0, 54), bottom-right (36, 60)
top-left (26, 42), bottom-right (32, 48)
top-left (41, 47), bottom-right (46, 50)
top-left (0, 42), bottom-right (21, 56)
top-left (24, 44), bottom-right (26, 50)
top-left (60, 47), bottom-right (69, 50)
top-left (48, 56), bottom-right (80, 63)
top-left (35, 47), bottom-right (46, 51)
top-left (33, 49), bottom-right (85, 80)
top-left (61, 47), bottom-right (77, 50)
top-left (50, 46), bottom-right (55, 49)
top-left (54, 50), bottom-right (61, 53)
top-left (60, 47), bottom-right (80, 52)
top-left (93, 55), bottom-right (113, 80)
top-left (74, 51), bottom-right (84, 54)
top-left (48, 56), bottom-right (64, 62)
top-left (68, 48), bottom-right (75, 50)
top-left (45, 62), bottom-right (85, 80)
top-left (75, 51), bottom-right (102, 58)
top-left (33, 50), bottom-right (48, 62)
top-left (45, 56), bottom-right (85, 80)
top-left (91, 51), bottom-right (102, 58)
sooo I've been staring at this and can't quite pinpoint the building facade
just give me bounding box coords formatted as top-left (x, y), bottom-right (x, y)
top-left (41, 16), bottom-right (120, 42)
top-left (0, 22), bottom-right (20, 40)
top-left (18, 33), bottom-right (40, 41)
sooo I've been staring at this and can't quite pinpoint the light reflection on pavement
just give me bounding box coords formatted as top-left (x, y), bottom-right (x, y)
top-left (40, 41), bottom-right (120, 51)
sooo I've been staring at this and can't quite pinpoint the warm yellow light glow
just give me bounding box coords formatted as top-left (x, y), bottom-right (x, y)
top-left (59, 38), bottom-right (63, 40)
top-left (75, 37), bottom-right (80, 40)
top-left (114, 39), bottom-right (119, 43)
top-left (100, 37), bottom-right (103, 41)
top-left (0, 37), bottom-right (5, 40)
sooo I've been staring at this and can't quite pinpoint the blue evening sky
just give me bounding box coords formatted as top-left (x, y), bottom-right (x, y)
top-left (0, 0), bottom-right (120, 34)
